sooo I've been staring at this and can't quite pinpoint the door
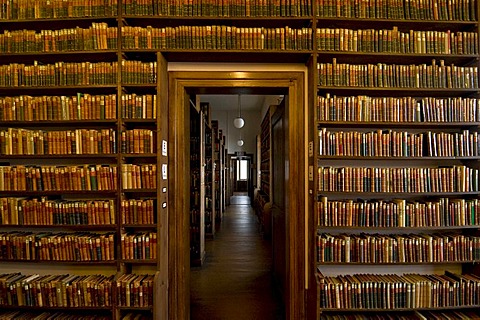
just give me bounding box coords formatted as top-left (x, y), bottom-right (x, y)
top-left (271, 99), bottom-right (286, 303)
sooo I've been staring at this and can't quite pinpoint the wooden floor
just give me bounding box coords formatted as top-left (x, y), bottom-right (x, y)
top-left (190, 195), bottom-right (285, 320)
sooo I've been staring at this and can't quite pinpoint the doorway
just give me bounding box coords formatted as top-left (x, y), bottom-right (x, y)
top-left (168, 71), bottom-right (306, 320)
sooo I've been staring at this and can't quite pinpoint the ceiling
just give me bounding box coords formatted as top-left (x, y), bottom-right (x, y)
top-left (199, 94), bottom-right (282, 112)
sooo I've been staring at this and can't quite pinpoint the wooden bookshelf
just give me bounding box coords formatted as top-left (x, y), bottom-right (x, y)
top-left (0, 4), bottom-right (169, 318)
top-left (202, 103), bottom-right (215, 239)
top-left (310, 1), bottom-right (480, 319)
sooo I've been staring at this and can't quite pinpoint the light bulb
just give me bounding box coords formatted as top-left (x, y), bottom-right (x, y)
top-left (233, 117), bottom-right (245, 129)
top-left (237, 139), bottom-right (244, 146)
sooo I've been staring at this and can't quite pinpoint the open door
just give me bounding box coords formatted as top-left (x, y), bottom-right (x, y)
top-left (271, 98), bottom-right (287, 303)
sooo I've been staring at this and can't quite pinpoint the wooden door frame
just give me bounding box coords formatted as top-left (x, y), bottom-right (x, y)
top-left (168, 71), bottom-right (306, 320)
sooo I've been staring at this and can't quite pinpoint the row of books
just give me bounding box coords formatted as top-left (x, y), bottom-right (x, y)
top-left (0, 0), bottom-right (118, 20)
top-left (0, 232), bottom-right (116, 261)
top-left (317, 197), bottom-right (480, 228)
top-left (0, 128), bottom-right (117, 155)
top-left (317, 233), bottom-right (480, 263)
top-left (320, 311), bottom-right (480, 320)
top-left (317, 60), bottom-right (479, 89)
top-left (318, 271), bottom-right (480, 309)
top-left (121, 61), bottom-right (157, 85)
top-left (317, 165), bottom-right (479, 193)
top-left (121, 164), bottom-right (157, 190)
top-left (122, 0), bottom-right (312, 16)
top-left (121, 129), bottom-right (155, 154)
top-left (315, 0), bottom-right (476, 21)
top-left (0, 198), bottom-right (116, 226)
top-left (121, 198), bottom-right (155, 225)
top-left (116, 273), bottom-right (154, 308)
top-left (318, 128), bottom-right (480, 157)
top-left (0, 165), bottom-right (118, 192)
top-left (0, 62), bottom-right (118, 87)
top-left (317, 95), bottom-right (480, 123)
top-left (121, 25), bottom-right (313, 50)
top-left (0, 311), bottom-right (113, 320)
top-left (316, 27), bottom-right (478, 55)
top-left (0, 93), bottom-right (158, 121)
top-left (0, 94), bottom-right (117, 121)
top-left (0, 273), bottom-right (114, 307)
top-left (122, 93), bottom-right (156, 119)
top-left (121, 232), bottom-right (157, 260)
top-left (0, 23), bottom-right (117, 53)
top-left (0, 127), bottom-right (158, 155)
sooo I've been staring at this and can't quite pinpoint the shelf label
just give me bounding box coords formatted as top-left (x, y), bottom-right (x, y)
top-left (308, 141), bottom-right (314, 157)
top-left (162, 164), bottom-right (167, 180)
top-left (162, 140), bottom-right (168, 156)
top-left (308, 165), bottom-right (313, 181)
top-left (162, 187), bottom-right (167, 193)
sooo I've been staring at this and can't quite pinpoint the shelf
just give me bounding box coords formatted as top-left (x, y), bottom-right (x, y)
top-left (0, 190), bottom-right (117, 196)
top-left (314, 17), bottom-right (479, 31)
top-left (317, 225), bottom-right (480, 231)
top-left (0, 224), bottom-right (117, 230)
top-left (319, 306), bottom-right (480, 312)
top-left (316, 192), bottom-right (480, 199)
top-left (0, 120), bottom-right (118, 127)
top-left (317, 52), bottom-right (478, 65)
top-left (316, 87), bottom-right (479, 97)
top-left (317, 261), bottom-right (480, 266)
top-left (121, 259), bottom-right (157, 265)
top-left (0, 50), bottom-right (118, 63)
top-left (317, 121), bottom-right (480, 128)
top-left (0, 154), bottom-right (118, 160)
top-left (122, 224), bottom-right (157, 229)
top-left (122, 189), bottom-right (157, 193)
top-left (122, 119), bottom-right (157, 125)
top-left (118, 306), bottom-right (153, 311)
top-left (0, 259), bottom-right (116, 264)
top-left (0, 85), bottom-right (118, 95)
top-left (122, 154), bottom-right (158, 158)
top-left (0, 305), bottom-right (113, 310)
top-left (0, 16), bottom-right (118, 24)
top-left (316, 155), bottom-right (480, 160)
top-left (121, 15), bottom-right (314, 28)
top-left (160, 49), bottom-right (313, 63)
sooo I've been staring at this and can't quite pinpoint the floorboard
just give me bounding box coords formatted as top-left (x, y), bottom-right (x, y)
top-left (190, 197), bottom-right (284, 320)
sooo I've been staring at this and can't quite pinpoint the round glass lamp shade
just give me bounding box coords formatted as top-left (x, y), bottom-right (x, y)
top-left (237, 139), bottom-right (244, 146)
top-left (233, 117), bottom-right (245, 129)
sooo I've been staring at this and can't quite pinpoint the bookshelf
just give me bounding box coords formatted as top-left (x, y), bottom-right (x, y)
top-left (0, 3), bottom-right (169, 319)
top-left (311, 1), bottom-right (480, 319)
top-left (202, 103), bottom-right (215, 239)
top-left (189, 103), bottom-right (205, 266)
top-left (255, 105), bottom-right (276, 237)
top-left (211, 120), bottom-right (222, 223)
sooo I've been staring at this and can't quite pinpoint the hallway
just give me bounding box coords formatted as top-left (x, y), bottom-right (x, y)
top-left (190, 196), bottom-right (284, 320)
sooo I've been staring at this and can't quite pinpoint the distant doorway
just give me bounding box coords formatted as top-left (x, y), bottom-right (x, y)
top-left (231, 154), bottom-right (254, 200)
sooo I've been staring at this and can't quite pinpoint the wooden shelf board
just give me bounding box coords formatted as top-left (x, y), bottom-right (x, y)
top-left (317, 87), bottom-right (478, 97)
top-left (0, 224), bottom-right (117, 230)
top-left (317, 51), bottom-right (478, 64)
top-left (317, 225), bottom-right (480, 230)
top-left (317, 191), bottom-right (480, 198)
top-left (319, 305), bottom-right (480, 312)
top-left (0, 120), bottom-right (118, 127)
top-left (161, 49), bottom-right (313, 63)
top-left (317, 121), bottom-right (480, 128)
top-left (0, 190), bottom-right (117, 196)
top-left (317, 260), bottom-right (479, 266)
top-left (316, 155), bottom-right (480, 160)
